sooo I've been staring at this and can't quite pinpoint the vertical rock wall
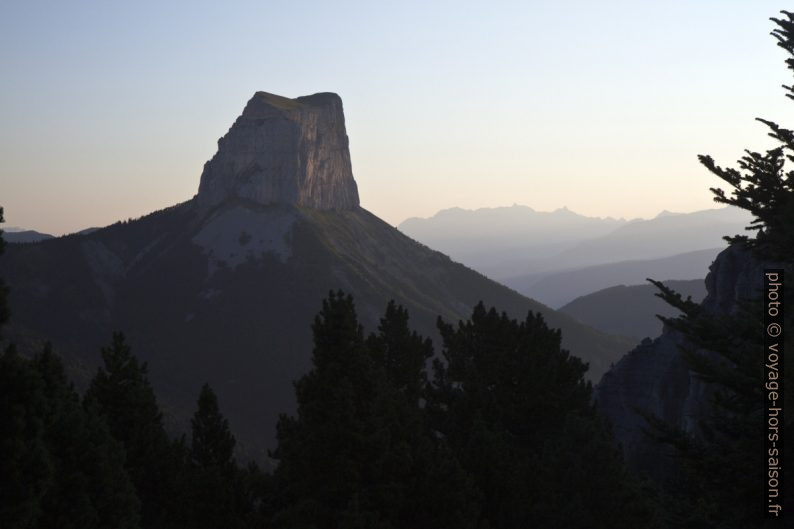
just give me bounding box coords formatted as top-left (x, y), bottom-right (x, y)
top-left (197, 91), bottom-right (359, 210)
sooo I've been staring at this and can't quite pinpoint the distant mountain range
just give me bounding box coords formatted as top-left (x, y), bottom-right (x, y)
top-left (2, 226), bottom-right (99, 243)
top-left (3, 229), bottom-right (54, 243)
top-left (559, 279), bottom-right (706, 341)
top-left (399, 206), bottom-right (749, 304)
top-left (0, 92), bottom-right (632, 461)
top-left (502, 248), bottom-right (719, 308)
top-left (547, 207), bottom-right (752, 269)
top-left (398, 205), bottom-right (629, 279)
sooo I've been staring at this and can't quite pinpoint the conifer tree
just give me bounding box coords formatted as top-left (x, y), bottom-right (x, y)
top-left (186, 382), bottom-right (259, 529)
top-left (367, 300), bottom-right (433, 400)
top-left (0, 346), bottom-right (51, 528)
top-left (191, 383), bottom-right (236, 468)
top-left (272, 293), bottom-right (480, 528)
top-left (642, 284), bottom-right (781, 528)
top-left (84, 333), bottom-right (181, 529)
top-left (0, 345), bottom-right (140, 529)
top-left (429, 303), bottom-right (657, 528)
top-left (642, 12), bottom-right (794, 527)
top-left (34, 344), bottom-right (140, 529)
top-left (271, 291), bottom-right (390, 527)
top-left (698, 12), bottom-right (794, 260)
top-left (366, 300), bottom-right (480, 529)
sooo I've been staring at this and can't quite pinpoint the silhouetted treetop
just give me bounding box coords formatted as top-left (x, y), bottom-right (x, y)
top-left (700, 12), bottom-right (794, 259)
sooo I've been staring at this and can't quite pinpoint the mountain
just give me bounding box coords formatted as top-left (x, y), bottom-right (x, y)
top-left (398, 205), bottom-right (628, 278)
top-left (547, 207), bottom-right (752, 270)
top-left (3, 229), bottom-right (54, 243)
top-left (559, 279), bottom-right (706, 341)
top-left (595, 244), bottom-right (790, 480)
top-left (504, 248), bottom-right (720, 308)
top-left (195, 91), bottom-right (359, 211)
top-left (399, 206), bottom-right (752, 282)
top-left (2, 226), bottom-right (100, 243)
top-left (0, 91), bottom-right (632, 461)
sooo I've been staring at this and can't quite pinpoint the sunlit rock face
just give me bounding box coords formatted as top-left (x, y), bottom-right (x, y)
top-left (197, 91), bottom-right (360, 210)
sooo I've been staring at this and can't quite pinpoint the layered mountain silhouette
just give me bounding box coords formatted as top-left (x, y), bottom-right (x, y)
top-left (559, 279), bottom-right (706, 341)
top-left (398, 205), bottom-right (627, 278)
top-left (0, 91), bottom-right (631, 459)
top-left (3, 229), bottom-right (54, 243)
top-left (399, 205), bottom-right (751, 288)
top-left (505, 248), bottom-right (719, 308)
top-left (548, 207), bottom-right (751, 268)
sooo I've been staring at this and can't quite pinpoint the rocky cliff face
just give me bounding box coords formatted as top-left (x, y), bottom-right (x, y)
top-left (196, 91), bottom-right (360, 210)
top-left (595, 243), bottom-right (783, 479)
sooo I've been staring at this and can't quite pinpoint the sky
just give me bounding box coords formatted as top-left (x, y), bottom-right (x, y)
top-left (0, 1), bottom-right (791, 235)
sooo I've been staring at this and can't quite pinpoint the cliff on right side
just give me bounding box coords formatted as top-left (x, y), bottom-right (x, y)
top-left (595, 242), bottom-right (790, 480)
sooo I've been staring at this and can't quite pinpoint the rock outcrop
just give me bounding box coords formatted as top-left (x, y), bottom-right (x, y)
top-left (197, 91), bottom-right (360, 210)
top-left (0, 88), bottom-right (637, 462)
top-left (595, 243), bottom-right (785, 480)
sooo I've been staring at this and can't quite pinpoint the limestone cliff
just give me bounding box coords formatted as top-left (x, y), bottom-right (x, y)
top-left (197, 91), bottom-right (360, 210)
top-left (595, 243), bottom-right (786, 479)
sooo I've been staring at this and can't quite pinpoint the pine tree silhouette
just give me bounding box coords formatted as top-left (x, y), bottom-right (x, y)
top-left (84, 333), bottom-right (182, 529)
top-left (643, 11), bottom-right (794, 528)
top-left (191, 383), bottom-right (236, 468)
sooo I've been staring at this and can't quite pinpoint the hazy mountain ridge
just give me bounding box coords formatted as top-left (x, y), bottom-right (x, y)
top-left (559, 279), bottom-right (706, 341)
top-left (398, 205), bottom-right (631, 278)
top-left (3, 229), bottom-right (55, 243)
top-left (398, 205), bottom-right (752, 286)
top-left (504, 248), bottom-right (720, 308)
top-left (2, 226), bottom-right (100, 243)
top-left (550, 207), bottom-right (753, 269)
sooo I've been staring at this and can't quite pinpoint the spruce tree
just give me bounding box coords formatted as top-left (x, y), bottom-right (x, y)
top-left (84, 333), bottom-right (181, 529)
top-left (0, 346), bottom-right (51, 528)
top-left (366, 300), bottom-right (480, 529)
top-left (191, 383), bottom-right (236, 468)
top-left (698, 12), bottom-right (794, 260)
top-left (272, 293), bottom-right (480, 528)
top-left (186, 383), bottom-right (253, 529)
top-left (271, 291), bottom-right (391, 527)
top-left (34, 344), bottom-right (140, 529)
top-left (367, 300), bottom-right (433, 399)
top-left (0, 345), bottom-right (141, 529)
top-left (642, 284), bottom-right (780, 528)
top-left (429, 303), bottom-right (657, 528)
top-left (642, 12), bottom-right (794, 527)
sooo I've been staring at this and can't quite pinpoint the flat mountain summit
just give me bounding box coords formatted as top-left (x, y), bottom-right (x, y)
top-left (1, 92), bottom-right (632, 459)
top-left (197, 91), bottom-right (359, 210)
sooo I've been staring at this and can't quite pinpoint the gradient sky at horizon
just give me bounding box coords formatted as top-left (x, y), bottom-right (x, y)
top-left (1, 1), bottom-right (791, 235)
